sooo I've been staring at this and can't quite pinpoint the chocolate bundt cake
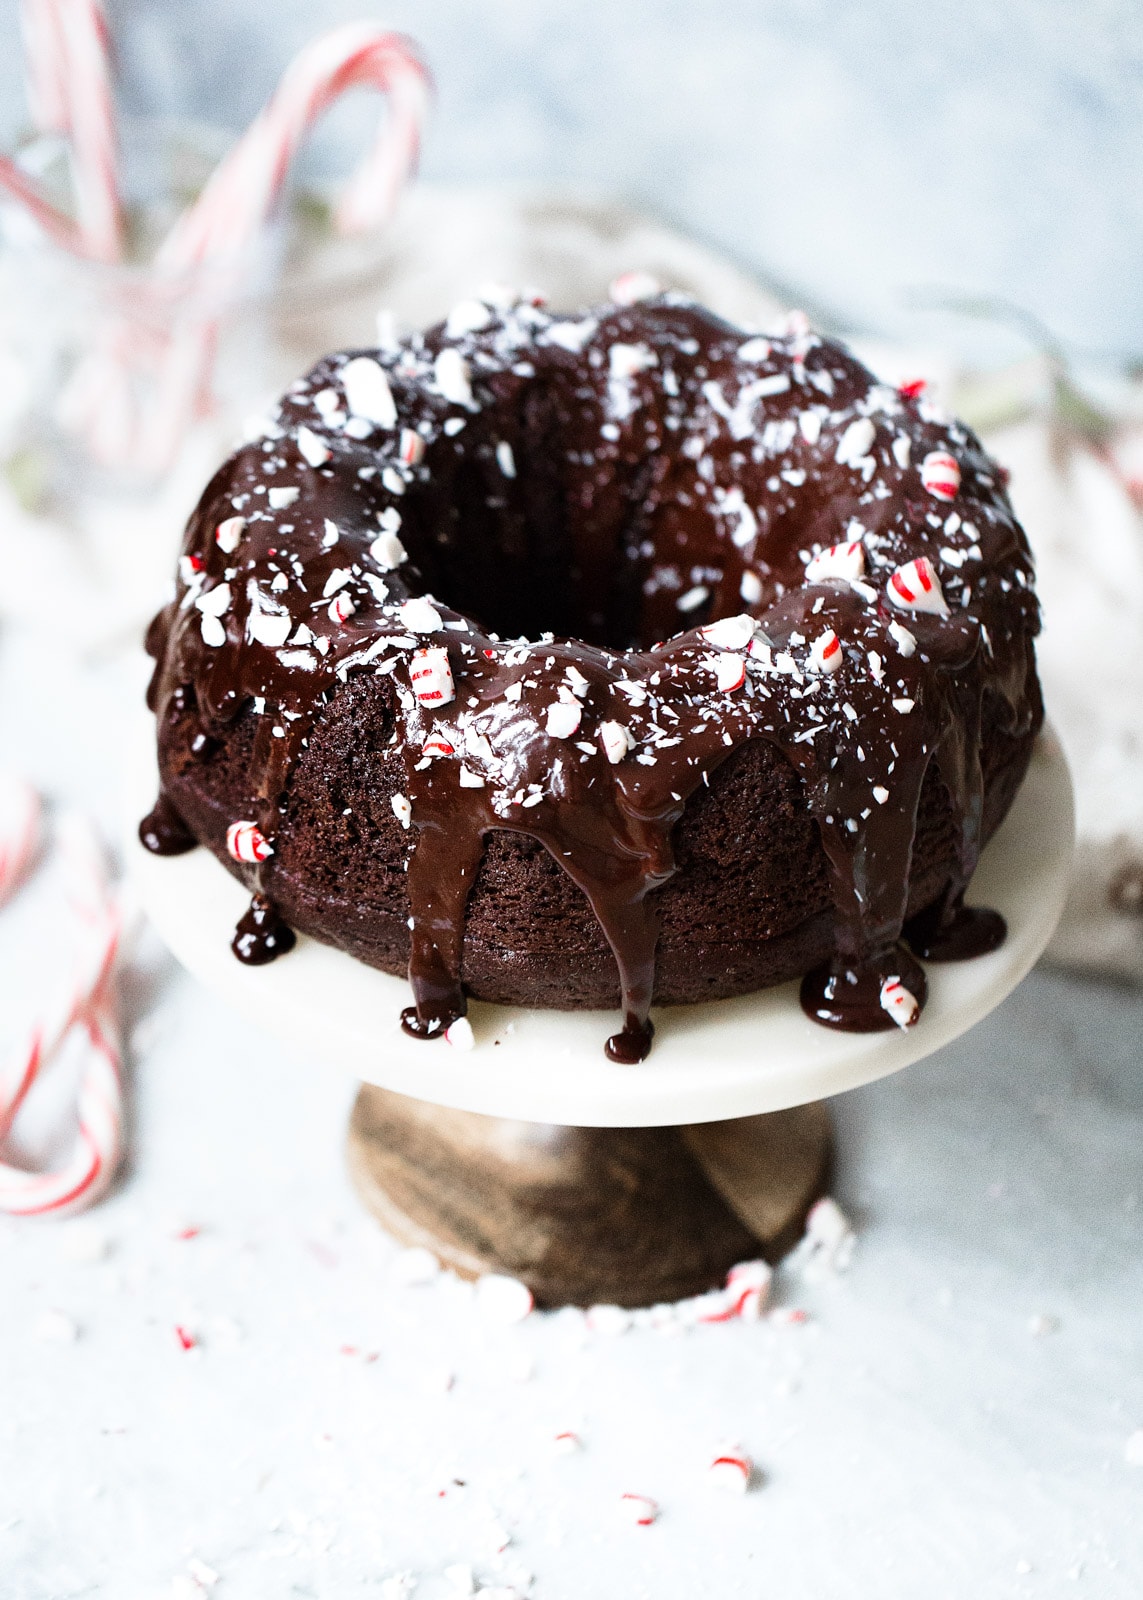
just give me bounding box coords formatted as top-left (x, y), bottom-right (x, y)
top-left (142, 286), bottom-right (1042, 1061)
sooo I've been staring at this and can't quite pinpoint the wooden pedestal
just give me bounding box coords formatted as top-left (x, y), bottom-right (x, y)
top-left (347, 1087), bottom-right (832, 1308)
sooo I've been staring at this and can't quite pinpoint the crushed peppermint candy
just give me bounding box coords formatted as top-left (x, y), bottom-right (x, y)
top-left (435, 347), bottom-right (473, 407)
top-left (879, 975), bottom-right (920, 1028)
top-left (409, 646), bottom-right (454, 707)
top-left (712, 653), bottom-right (747, 692)
top-left (341, 357), bottom-right (397, 427)
top-left (445, 298), bottom-right (492, 337)
top-left (599, 721), bottom-right (635, 764)
top-left (215, 515), bottom-right (245, 553)
top-left (836, 416), bottom-right (876, 466)
top-left (920, 449), bottom-right (961, 501)
top-left (401, 597), bottom-right (443, 634)
top-left (545, 701), bottom-right (582, 739)
top-left (226, 820), bottom-right (272, 863)
top-left (888, 557), bottom-right (950, 617)
top-left (709, 1450), bottom-right (753, 1494)
top-left (887, 619), bottom-right (917, 656)
top-left (391, 793), bottom-right (412, 829)
top-left (399, 428), bottom-right (426, 467)
top-left (806, 540), bottom-right (865, 585)
top-left (444, 1015), bottom-right (475, 1050)
top-left (618, 1494), bottom-right (659, 1527)
top-left (699, 613), bottom-right (755, 651)
top-left (807, 630), bottom-right (842, 674)
top-left (296, 425), bottom-right (332, 467)
top-left (371, 530), bottom-right (408, 570)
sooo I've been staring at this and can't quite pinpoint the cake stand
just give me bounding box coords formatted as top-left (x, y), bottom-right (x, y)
top-left (128, 728), bottom-right (1074, 1307)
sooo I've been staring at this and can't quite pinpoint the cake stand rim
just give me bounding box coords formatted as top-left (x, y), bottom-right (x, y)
top-left (126, 722), bottom-right (1074, 1128)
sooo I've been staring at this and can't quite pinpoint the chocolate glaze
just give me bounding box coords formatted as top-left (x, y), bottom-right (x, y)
top-left (232, 893), bottom-right (297, 965)
top-left (800, 944), bottom-right (928, 1031)
top-left (904, 894), bottom-right (1007, 961)
top-left (139, 792), bottom-right (197, 856)
top-left (143, 294), bottom-right (1041, 1055)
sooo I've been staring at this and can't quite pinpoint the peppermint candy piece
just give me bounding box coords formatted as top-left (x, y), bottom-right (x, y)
top-left (474, 1273), bottom-right (533, 1324)
top-left (400, 597), bottom-right (443, 634)
top-left (709, 1451), bottom-right (753, 1494)
top-left (725, 1259), bottom-right (773, 1321)
top-left (422, 732), bottom-right (456, 758)
top-left (879, 975), bottom-right (919, 1028)
top-left (215, 515), bottom-right (245, 553)
top-left (370, 530), bottom-right (407, 570)
top-left (609, 269), bottom-right (661, 306)
top-left (887, 619), bottom-right (918, 656)
top-left (328, 592), bottom-right (356, 625)
top-left (399, 428), bottom-right (425, 467)
top-left (618, 1494), bottom-right (659, 1527)
top-left (887, 557), bottom-right (949, 617)
top-left (434, 348), bottom-right (473, 407)
top-left (712, 653), bottom-right (747, 692)
top-left (599, 721), bottom-right (635, 764)
top-left (805, 539), bottom-right (865, 584)
top-left (609, 342), bottom-right (657, 380)
top-left (226, 820), bottom-right (272, 864)
top-left (341, 357), bottom-right (397, 427)
top-left (699, 613), bottom-right (755, 650)
top-left (444, 1015), bottom-right (475, 1051)
top-left (296, 425), bottom-right (331, 467)
top-left (545, 701), bottom-right (582, 739)
top-left (836, 416), bottom-right (876, 466)
top-left (391, 794), bottom-right (412, 830)
top-left (807, 629), bottom-right (842, 674)
top-left (409, 646), bottom-right (454, 708)
top-left (920, 450), bottom-right (961, 501)
top-left (445, 298), bottom-right (491, 337)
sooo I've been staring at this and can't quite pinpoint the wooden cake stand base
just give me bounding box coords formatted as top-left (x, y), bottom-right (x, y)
top-left (347, 1087), bottom-right (831, 1306)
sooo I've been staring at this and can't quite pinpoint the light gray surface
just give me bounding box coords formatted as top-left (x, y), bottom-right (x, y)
top-left (1, 601), bottom-right (1142, 1599)
top-left (2, 1), bottom-right (1142, 362)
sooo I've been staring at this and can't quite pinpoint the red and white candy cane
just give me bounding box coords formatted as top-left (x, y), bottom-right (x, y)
top-left (0, 774), bottom-right (41, 909)
top-left (19, 0), bottom-right (122, 261)
top-left (0, 814), bottom-right (124, 1217)
top-left (157, 24), bottom-right (431, 274)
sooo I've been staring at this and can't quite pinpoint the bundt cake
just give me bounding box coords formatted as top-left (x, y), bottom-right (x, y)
top-left (141, 285), bottom-right (1042, 1062)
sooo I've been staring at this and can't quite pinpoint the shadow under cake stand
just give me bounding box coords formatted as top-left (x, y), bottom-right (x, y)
top-left (129, 729), bottom-right (1073, 1307)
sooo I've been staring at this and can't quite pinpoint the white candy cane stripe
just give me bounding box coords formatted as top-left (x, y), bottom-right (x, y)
top-left (805, 540), bottom-right (865, 584)
top-left (888, 557), bottom-right (950, 617)
top-left (920, 450), bottom-right (961, 501)
top-left (0, 814), bottom-right (124, 1217)
top-left (879, 975), bottom-right (919, 1028)
top-left (226, 820), bottom-right (273, 863)
top-left (0, 775), bottom-right (41, 908)
top-left (409, 646), bottom-right (455, 707)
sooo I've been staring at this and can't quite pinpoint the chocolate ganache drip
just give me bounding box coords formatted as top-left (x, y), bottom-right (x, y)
top-left (142, 292), bottom-right (1041, 1057)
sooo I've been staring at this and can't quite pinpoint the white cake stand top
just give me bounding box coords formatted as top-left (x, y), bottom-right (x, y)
top-left (129, 727), bottom-right (1073, 1128)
